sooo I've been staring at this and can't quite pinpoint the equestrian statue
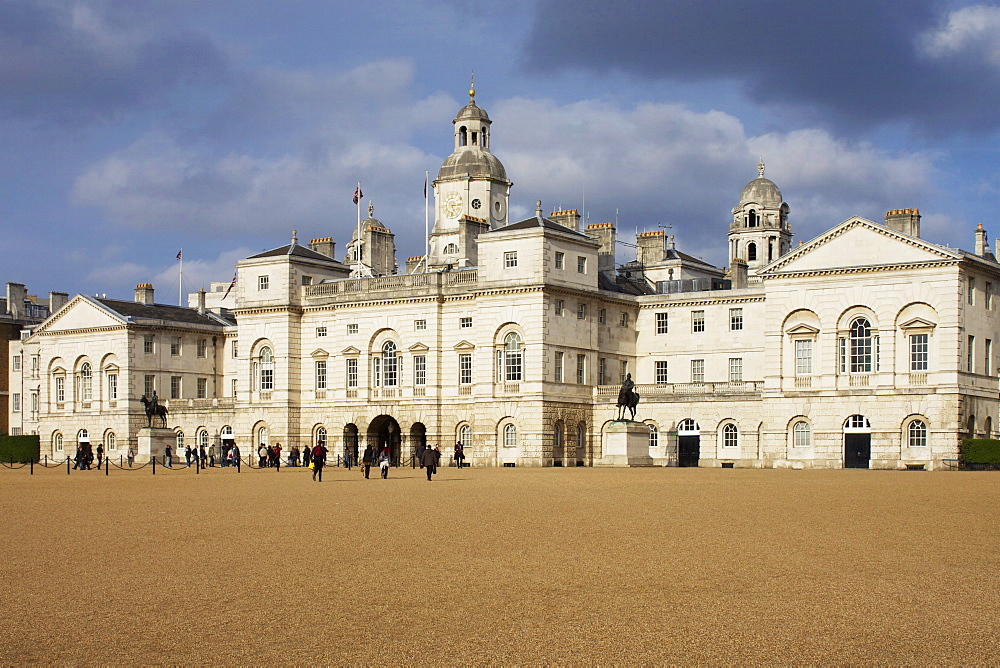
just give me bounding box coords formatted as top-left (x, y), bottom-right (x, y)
top-left (616, 373), bottom-right (640, 421)
top-left (139, 392), bottom-right (169, 428)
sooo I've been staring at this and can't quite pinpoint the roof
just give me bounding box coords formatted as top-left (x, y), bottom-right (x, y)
top-left (739, 176), bottom-right (783, 209)
top-left (598, 272), bottom-right (654, 295)
top-left (661, 247), bottom-right (718, 268)
top-left (454, 101), bottom-right (490, 122)
top-left (496, 214), bottom-right (590, 237)
top-left (96, 298), bottom-right (234, 327)
top-left (248, 243), bottom-right (337, 261)
top-left (437, 149), bottom-right (508, 181)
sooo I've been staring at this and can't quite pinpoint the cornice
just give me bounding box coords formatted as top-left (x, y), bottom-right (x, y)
top-left (763, 259), bottom-right (960, 280)
top-left (232, 305), bottom-right (304, 316)
top-left (638, 295), bottom-right (765, 309)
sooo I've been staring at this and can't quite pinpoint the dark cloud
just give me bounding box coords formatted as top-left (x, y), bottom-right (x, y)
top-left (0, 0), bottom-right (228, 127)
top-left (522, 0), bottom-right (1000, 134)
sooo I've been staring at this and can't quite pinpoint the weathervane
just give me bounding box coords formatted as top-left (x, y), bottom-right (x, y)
top-left (758, 157), bottom-right (765, 177)
top-left (469, 71), bottom-right (475, 102)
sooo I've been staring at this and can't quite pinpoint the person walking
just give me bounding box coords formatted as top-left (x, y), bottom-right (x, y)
top-left (415, 442), bottom-right (425, 468)
top-left (164, 444), bottom-right (173, 468)
top-left (208, 443), bottom-right (216, 467)
top-left (379, 448), bottom-right (391, 479)
top-left (273, 443), bottom-right (282, 470)
top-left (95, 443), bottom-right (104, 468)
top-left (343, 447), bottom-right (352, 470)
top-left (72, 445), bottom-right (84, 470)
top-left (290, 445), bottom-right (299, 467)
top-left (311, 441), bottom-right (328, 482)
top-left (302, 445), bottom-right (311, 468)
top-left (361, 445), bottom-right (375, 479)
top-left (258, 444), bottom-right (268, 468)
top-left (420, 445), bottom-right (438, 481)
top-left (231, 443), bottom-right (241, 470)
top-left (184, 445), bottom-right (193, 467)
top-left (126, 445), bottom-right (135, 467)
top-left (200, 444), bottom-right (208, 468)
top-left (454, 442), bottom-right (465, 469)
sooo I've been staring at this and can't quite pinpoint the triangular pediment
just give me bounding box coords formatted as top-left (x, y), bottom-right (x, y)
top-left (786, 324), bottom-right (820, 336)
top-left (408, 342), bottom-right (429, 353)
top-left (310, 348), bottom-right (329, 358)
top-left (32, 295), bottom-right (124, 335)
top-left (341, 346), bottom-right (361, 356)
top-left (900, 317), bottom-right (936, 330)
top-left (762, 217), bottom-right (961, 275)
top-left (454, 340), bottom-right (475, 350)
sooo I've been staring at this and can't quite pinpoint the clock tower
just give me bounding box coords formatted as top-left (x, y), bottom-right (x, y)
top-left (426, 82), bottom-right (512, 269)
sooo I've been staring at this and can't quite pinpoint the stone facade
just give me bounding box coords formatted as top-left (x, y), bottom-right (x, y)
top-left (8, 94), bottom-right (1000, 469)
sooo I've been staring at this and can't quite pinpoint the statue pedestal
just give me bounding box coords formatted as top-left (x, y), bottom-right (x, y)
top-left (137, 428), bottom-right (175, 463)
top-left (600, 421), bottom-right (654, 467)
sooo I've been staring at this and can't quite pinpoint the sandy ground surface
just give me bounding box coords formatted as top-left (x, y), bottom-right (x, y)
top-left (1, 462), bottom-right (998, 665)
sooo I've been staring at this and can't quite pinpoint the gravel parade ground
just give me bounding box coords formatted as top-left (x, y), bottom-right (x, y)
top-left (1, 463), bottom-right (997, 665)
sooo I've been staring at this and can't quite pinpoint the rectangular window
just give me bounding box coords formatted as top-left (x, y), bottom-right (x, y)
top-left (170, 337), bottom-right (181, 356)
top-left (108, 374), bottom-right (118, 400)
top-left (577, 256), bottom-right (587, 273)
top-left (31, 392), bottom-right (38, 412)
top-left (691, 359), bottom-right (705, 383)
top-left (31, 355), bottom-right (38, 373)
top-left (347, 323), bottom-right (359, 335)
top-left (656, 312), bottom-right (668, 334)
top-left (655, 361), bottom-right (668, 385)
top-left (414, 355), bottom-right (426, 386)
top-left (987, 339), bottom-right (993, 377)
top-left (170, 376), bottom-right (182, 399)
top-left (577, 303), bottom-right (587, 319)
top-left (415, 319), bottom-right (427, 331)
top-left (12, 355), bottom-right (20, 371)
top-left (839, 337), bottom-right (847, 373)
top-left (692, 310), bottom-right (705, 333)
top-left (197, 339), bottom-right (207, 358)
top-left (231, 378), bottom-right (238, 398)
top-left (729, 358), bottom-right (743, 382)
top-left (795, 339), bottom-right (813, 375)
top-left (316, 327), bottom-right (327, 337)
top-left (315, 360), bottom-right (327, 390)
top-left (968, 277), bottom-right (976, 305)
top-left (10, 427), bottom-right (21, 436)
top-left (459, 353), bottom-right (473, 385)
top-left (555, 351), bottom-right (564, 382)
top-left (504, 251), bottom-right (518, 268)
top-left (144, 375), bottom-right (154, 398)
top-left (910, 333), bottom-right (929, 371)
top-left (56, 377), bottom-right (65, 403)
top-left (12, 393), bottom-right (20, 412)
top-left (596, 308), bottom-right (605, 325)
top-left (598, 357), bottom-right (606, 385)
top-left (620, 360), bottom-right (629, 384)
top-left (555, 300), bottom-right (564, 316)
top-left (730, 308), bottom-right (743, 331)
top-left (968, 335), bottom-right (975, 373)
top-left (302, 275), bottom-right (312, 286)
top-left (144, 335), bottom-right (154, 354)
top-left (346, 359), bottom-right (358, 388)
top-left (555, 252), bottom-right (565, 269)
top-left (232, 340), bottom-right (238, 358)
top-left (620, 312), bottom-right (629, 327)
top-left (197, 377), bottom-right (208, 399)
top-left (576, 354), bottom-right (586, 384)
top-left (258, 275), bottom-right (269, 291)
top-left (987, 282), bottom-right (993, 310)
top-left (460, 316), bottom-right (473, 328)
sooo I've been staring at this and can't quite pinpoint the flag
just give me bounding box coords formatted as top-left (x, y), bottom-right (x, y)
top-left (176, 250), bottom-right (182, 260)
top-left (423, 175), bottom-right (427, 199)
top-left (353, 187), bottom-right (363, 205)
top-left (223, 273), bottom-right (237, 299)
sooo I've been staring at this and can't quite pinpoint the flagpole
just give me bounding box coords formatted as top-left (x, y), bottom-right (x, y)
top-left (356, 180), bottom-right (362, 274)
top-left (178, 250), bottom-right (183, 306)
top-left (424, 171), bottom-right (429, 273)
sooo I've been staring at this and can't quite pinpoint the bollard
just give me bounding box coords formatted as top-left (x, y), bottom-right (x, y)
top-left (152, 456), bottom-right (156, 475)
top-left (67, 457), bottom-right (70, 475)
top-left (30, 458), bottom-right (34, 475)
top-left (105, 457), bottom-right (109, 476)
top-left (196, 457), bottom-right (199, 474)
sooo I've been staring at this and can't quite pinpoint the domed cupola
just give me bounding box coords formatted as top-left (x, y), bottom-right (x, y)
top-left (346, 202), bottom-right (397, 277)
top-left (728, 159), bottom-right (792, 274)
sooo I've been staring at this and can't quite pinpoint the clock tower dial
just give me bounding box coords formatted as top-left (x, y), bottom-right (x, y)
top-left (442, 191), bottom-right (463, 219)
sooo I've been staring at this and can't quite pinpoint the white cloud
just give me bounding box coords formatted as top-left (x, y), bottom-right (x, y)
top-left (921, 5), bottom-right (1000, 66)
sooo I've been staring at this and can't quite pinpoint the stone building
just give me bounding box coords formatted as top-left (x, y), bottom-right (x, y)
top-left (8, 89), bottom-right (1000, 469)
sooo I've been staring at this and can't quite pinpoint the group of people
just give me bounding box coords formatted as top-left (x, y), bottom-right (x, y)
top-left (255, 443), bottom-right (312, 468)
top-left (359, 445), bottom-right (395, 479)
top-left (163, 443), bottom-right (241, 468)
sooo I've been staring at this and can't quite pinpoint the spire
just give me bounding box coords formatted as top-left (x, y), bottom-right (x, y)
top-left (469, 71), bottom-right (475, 103)
top-left (757, 157), bottom-right (765, 178)
top-left (368, 201), bottom-right (374, 218)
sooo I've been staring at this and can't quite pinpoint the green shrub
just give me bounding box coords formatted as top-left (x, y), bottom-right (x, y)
top-left (0, 435), bottom-right (41, 463)
top-left (959, 439), bottom-right (1000, 466)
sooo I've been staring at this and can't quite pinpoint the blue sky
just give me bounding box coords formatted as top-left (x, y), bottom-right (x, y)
top-left (3, 0), bottom-right (1000, 301)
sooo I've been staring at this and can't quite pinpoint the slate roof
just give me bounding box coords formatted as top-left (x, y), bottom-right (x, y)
top-left (96, 298), bottom-right (234, 327)
top-left (248, 243), bottom-right (338, 262)
top-left (599, 272), bottom-right (655, 295)
top-left (494, 215), bottom-right (591, 238)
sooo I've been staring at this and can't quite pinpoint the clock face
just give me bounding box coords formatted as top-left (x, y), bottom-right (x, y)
top-left (442, 192), bottom-right (463, 219)
top-left (471, 198), bottom-right (482, 210)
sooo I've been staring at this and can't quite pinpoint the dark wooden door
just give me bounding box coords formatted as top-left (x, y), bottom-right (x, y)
top-left (678, 436), bottom-right (700, 467)
top-left (844, 433), bottom-right (871, 468)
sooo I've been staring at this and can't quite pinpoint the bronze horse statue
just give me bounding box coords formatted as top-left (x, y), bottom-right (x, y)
top-left (616, 373), bottom-right (640, 421)
top-left (139, 394), bottom-right (168, 428)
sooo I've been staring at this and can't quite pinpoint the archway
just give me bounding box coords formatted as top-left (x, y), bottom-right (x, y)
top-left (343, 423), bottom-right (359, 463)
top-left (844, 415), bottom-right (871, 468)
top-left (367, 415), bottom-right (402, 464)
top-left (410, 422), bottom-right (427, 466)
top-left (552, 421), bottom-right (565, 467)
top-left (677, 418), bottom-right (700, 467)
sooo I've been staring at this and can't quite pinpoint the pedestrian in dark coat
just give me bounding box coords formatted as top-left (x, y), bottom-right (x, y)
top-left (361, 445), bottom-right (375, 479)
top-left (415, 442), bottom-right (425, 467)
top-left (312, 443), bottom-right (328, 482)
top-left (420, 446), bottom-right (438, 481)
top-left (454, 442), bottom-right (465, 469)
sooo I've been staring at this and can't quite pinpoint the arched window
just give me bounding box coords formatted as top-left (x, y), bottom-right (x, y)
top-left (53, 432), bottom-right (64, 452)
top-left (259, 347), bottom-right (274, 391)
top-left (850, 318), bottom-right (873, 373)
top-left (106, 431), bottom-right (117, 451)
top-left (198, 429), bottom-right (209, 448)
top-left (503, 423), bottom-right (517, 448)
top-left (381, 341), bottom-right (398, 387)
top-left (458, 424), bottom-right (472, 448)
top-left (747, 209), bottom-right (758, 227)
top-left (176, 431), bottom-right (184, 449)
top-left (79, 362), bottom-right (92, 401)
top-left (747, 242), bottom-right (757, 261)
top-left (482, 129), bottom-right (489, 149)
top-left (257, 425), bottom-right (269, 447)
top-left (221, 425), bottom-right (233, 440)
top-left (577, 423), bottom-right (587, 457)
top-left (678, 419), bottom-right (700, 433)
top-left (722, 423), bottom-right (738, 448)
top-left (504, 332), bottom-right (523, 382)
top-left (459, 126), bottom-right (468, 146)
top-left (907, 420), bottom-right (927, 448)
top-left (78, 428), bottom-right (88, 443)
top-left (792, 421), bottom-right (811, 447)
top-left (316, 426), bottom-right (327, 448)
top-left (648, 424), bottom-right (658, 448)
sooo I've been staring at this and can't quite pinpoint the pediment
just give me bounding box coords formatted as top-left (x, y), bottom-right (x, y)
top-left (763, 217), bottom-right (961, 275)
top-left (341, 345), bottom-right (361, 356)
top-left (900, 317), bottom-right (936, 330)
top-left (33, 295), bottom-right (124, 334)
top-left (408, 342), bottom-right (429, 353)
top-left (103, 363), bottom-right (120, 373)
top-left (310, 348), bottom-right (329, 358)
top-left (786, 324), bottom-right (820, 336)
top-left (454, 340), bottom-right (475, 350)
top-left (51, 366), bottom-right (66, 375)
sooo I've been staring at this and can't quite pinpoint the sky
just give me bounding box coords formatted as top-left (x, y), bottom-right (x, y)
top-left (4, 0), bottom-right (1000, 303)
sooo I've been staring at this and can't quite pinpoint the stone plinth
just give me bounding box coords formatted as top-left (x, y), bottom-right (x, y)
top-left (600, 421), bottom-right (654, 466)
top-left (137, 428), bottom-right (175, 463)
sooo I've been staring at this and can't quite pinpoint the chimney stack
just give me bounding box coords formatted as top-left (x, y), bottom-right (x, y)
top-left (5, 282), bottom-right (26, 319)
top-left (975, 224), bottom-right (988, 257)
top-left (637, 230), bottom-right (666, 264)
top-left (309, 237), bottom-right (336, 258)
top-left (549, 209), bottom-right (581, 231)
top-left (586, 222), bottom-right (617, 273)
top-left (49, 292), bottom-right (69, 313)
top-left (134, 283), bottom-right (154, 305)
top-left (197, 289), bottom-right (206, 314)
top-left (729, 258), bottom-right (749, 290)
top-left (884, 208), bottom-right (920, 238)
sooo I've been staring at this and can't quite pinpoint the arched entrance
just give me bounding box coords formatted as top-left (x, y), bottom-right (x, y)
top-left (552, 421), bottom-right (565, 467)
top-left (677, 418), bottom-right (700, 467)
top-left (410, 422), bottom-right (426, 466)
top-left (367, 415), bottom-right (401, 463)
top-left (844, 415), bottom-right (871, 468)
top-left (343, 424), bottom-right (359, 463)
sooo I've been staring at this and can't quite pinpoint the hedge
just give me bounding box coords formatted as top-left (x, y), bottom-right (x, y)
top-left (959, 439), bottom-right (1000, 466)
top-left (0, 435), bottom-right (41, 463)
